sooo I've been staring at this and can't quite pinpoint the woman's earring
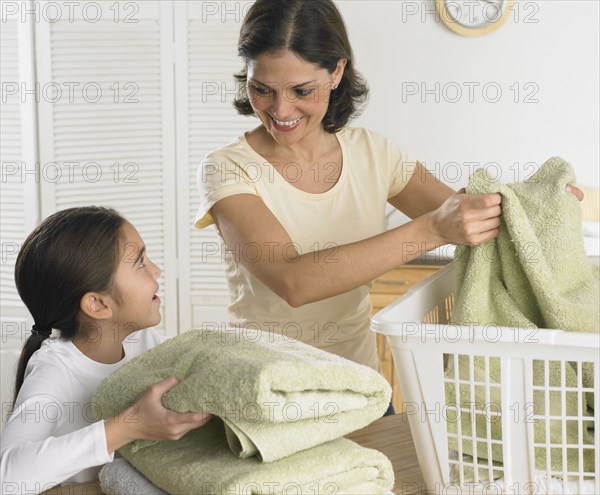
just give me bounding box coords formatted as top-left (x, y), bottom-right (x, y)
top-left (332, 84), bottom-right (338, 90)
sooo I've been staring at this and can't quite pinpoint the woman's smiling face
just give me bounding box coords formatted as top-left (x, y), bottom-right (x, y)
top-left (246, 49), bottom-right (346, 146)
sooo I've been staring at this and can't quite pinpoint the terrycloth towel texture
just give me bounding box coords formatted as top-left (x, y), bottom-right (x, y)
top-left (452, 156), bottom-right (599, 332)
top-left (98, 458), bottom-right (400, 495)
top-left (111, 417), bottom-right (393, 495)
top-left (447, 157), bottom-right (599, 478)
top-left (99, 459), bottom-right (167, 495)
top-left (93, 327), bottom-right (394, 494)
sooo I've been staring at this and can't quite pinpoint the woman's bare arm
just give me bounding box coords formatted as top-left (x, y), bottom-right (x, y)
top-left (211, 161), bottom-right (501, 307)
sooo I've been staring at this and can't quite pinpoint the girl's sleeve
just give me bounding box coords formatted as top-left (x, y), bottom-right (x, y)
top-left (0, 395), bottom-right (113, 493)
top-left (194, 150), bottom-right (259, 229)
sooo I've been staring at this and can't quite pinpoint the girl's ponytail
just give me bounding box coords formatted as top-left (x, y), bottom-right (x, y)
top-left (13, 328), bottom-right (52, 403)
top-left (12, 206), bottom-right (125, 405)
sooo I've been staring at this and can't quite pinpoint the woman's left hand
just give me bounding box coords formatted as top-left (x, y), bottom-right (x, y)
top-left (566, 184), bottom-right (584, 201)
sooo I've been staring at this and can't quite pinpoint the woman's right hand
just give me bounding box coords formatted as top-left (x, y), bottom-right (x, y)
top-left (429, 188), bottom-right (502, 246)
top-left (104, 376), bottom-right (212, 453)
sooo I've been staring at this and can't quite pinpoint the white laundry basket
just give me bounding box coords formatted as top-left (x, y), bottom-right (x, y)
top-left (371, 263), bottom-right (599, 495)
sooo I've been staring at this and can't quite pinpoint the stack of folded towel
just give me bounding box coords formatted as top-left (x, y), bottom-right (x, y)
top-left (448, 157), bottom-right (599, 478)
top-left (93, 327), bottom-right (394, 494)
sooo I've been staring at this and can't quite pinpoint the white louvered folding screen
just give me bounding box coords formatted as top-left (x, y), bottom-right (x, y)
top-left (34, 0), bottom-right (178, 335)
top-left (0, 3), bottom-right (38, 426)
top-left (0, 16), bottom-right (36, 310)
top-left (175, 1), bottom-right (254, 330)
top-left (1, 1), bottom-right (255, 425)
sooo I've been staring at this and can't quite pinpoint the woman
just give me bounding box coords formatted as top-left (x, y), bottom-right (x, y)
top-left (194, 0), bottom-right (581, 403)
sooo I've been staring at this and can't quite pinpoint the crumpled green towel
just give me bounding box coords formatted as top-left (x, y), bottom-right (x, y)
top-left (92, 327), bottom-right (394, 493)
top-left (452, 156), bottom-right (598, 332)
top-left (448, 157), bottom-right (599, 477)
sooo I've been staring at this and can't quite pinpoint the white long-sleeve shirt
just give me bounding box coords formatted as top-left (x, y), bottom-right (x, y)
top-left (0, 328), bottom-right (165, 493)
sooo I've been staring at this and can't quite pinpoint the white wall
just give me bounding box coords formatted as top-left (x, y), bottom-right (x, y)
top-left (339, 0), bottom-right (599, 192)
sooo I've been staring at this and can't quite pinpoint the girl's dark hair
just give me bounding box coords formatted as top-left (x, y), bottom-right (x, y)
top-left (13, 206), bottom-right (125, 403)
top-left (233, 0), bottom-right (369, 134)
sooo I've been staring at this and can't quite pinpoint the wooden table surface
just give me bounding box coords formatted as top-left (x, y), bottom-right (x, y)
top-left (42, 413), bottom-right (425, 495)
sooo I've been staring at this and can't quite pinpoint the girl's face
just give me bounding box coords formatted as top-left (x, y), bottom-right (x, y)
top-left (246, 49), bottom-right (346, 147)
top-left (110, 221), bottom-right (162, 333)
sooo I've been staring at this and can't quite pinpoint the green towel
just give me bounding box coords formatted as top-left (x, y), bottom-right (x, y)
top-left (452, 156), bottom-right (598, 332)
top-left (114, 417), bottom-right (393, 495)
top-left (93, 327), bottom-right (394, 493)
top-left (447, 157), bottom-right (599, 478)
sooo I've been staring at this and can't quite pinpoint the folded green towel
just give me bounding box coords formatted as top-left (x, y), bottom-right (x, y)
top-left (93, 327), bottom-right (394, 493)
top-left (448, 157), bottom-right (599, 478)
top-left (115, 417), bottom-right (394, 495)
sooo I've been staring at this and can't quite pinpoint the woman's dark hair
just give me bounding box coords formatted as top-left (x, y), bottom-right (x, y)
top-left (233, 0), bottom-right (369, 134)
top-left (13, 206), bottom-right (125, 403)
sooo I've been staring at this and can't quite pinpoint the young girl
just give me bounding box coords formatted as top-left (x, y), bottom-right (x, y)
top-left (0, 206), bottom-right (211, 493)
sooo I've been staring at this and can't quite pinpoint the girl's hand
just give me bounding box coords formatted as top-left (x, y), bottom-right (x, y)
top-left (126, 376), bottom-right (212, 441)
top-left (430, 189), bottom-right (502, 246)
top-left (105, 376), bottom-right (212, 453)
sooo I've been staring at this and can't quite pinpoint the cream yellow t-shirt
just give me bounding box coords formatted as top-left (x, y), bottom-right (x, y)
top-left (195, 127), bottom-right (417, 371)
